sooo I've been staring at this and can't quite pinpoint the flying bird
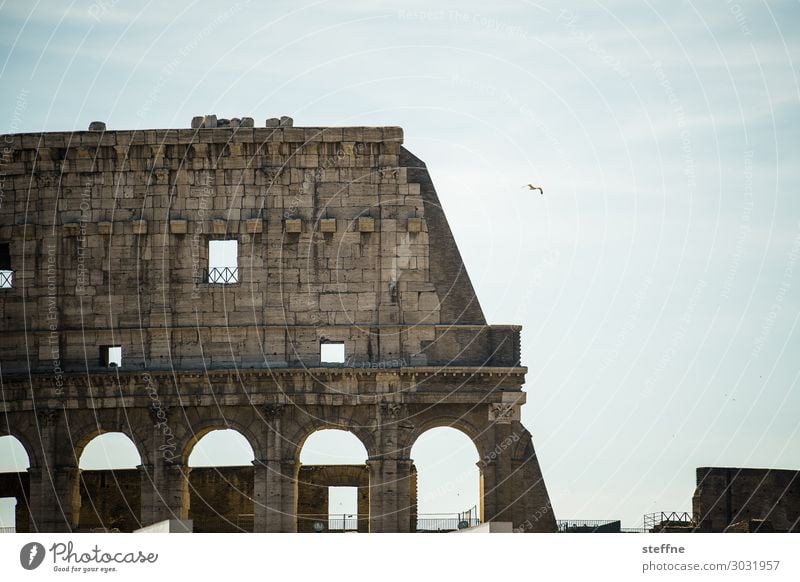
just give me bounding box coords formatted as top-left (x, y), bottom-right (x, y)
top-left (524, 184), bottom-right (544, 195)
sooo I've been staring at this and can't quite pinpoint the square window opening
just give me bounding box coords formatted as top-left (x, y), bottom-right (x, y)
top-left (208, 240), bottom-right (238, 284)
top-left (0, 243), bottom-right (11, 289)
top-left (320, 342), bottom-right (345, 365)
top-left (0, 498), bottom-right (17, 530)
top-left (328, 486), bottom-right (358, 531)
top-left (100, 345), bottom-right (122, 368)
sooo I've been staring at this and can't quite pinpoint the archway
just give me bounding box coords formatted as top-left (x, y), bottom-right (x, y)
top-left (410, 427), bottom-right (481, 532)
top-left (298, 429), bottom-right (369, 532)
top-left (77, 432), bottom-right (142, 532)
top-left (0, 435), bottom-right (31, 532)
top-left (187, 429), bottom-right (255, 532)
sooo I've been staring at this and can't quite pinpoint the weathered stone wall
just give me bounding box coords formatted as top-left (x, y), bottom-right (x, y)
top-left (693, 467), bottom-right (800, 532)
top-left (77, 469), bottom-right (141, 532)
top-left (0, 121), bottom-right (555, 533)
top-left (296, 465), bottom-right (370, 533)
top-left (187, 467), bottom-right (254, 533)
top-left (0, 125), bottom-right (510, 372)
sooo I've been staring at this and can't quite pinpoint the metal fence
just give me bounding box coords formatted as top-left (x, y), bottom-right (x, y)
top-left (415, 514), bottom-right (481, 532)
top-left (236, 513), bottom-right (254, 532)
top-left (0, 527), bottom-right (15, 533)
top-left (557, 520), bottom-right (652, 533)
top-left (643, 511), bottom-right (695, 531)
top-left (204, 267), bottom-right (239, 284)
top-left (328, 514), bottom-right (359, 531)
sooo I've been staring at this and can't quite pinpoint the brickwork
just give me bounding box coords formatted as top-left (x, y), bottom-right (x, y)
top-left (0, 120), bottom-right (555, 532)
top-left (693, 467), bottom-right (800, 533)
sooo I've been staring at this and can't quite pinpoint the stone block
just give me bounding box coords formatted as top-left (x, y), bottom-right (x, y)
top-left (319, 218), bottom-right (337, 233)
top-left (97, 221), bottom-right (113, 235)
top-left (357, 216), bottom-right (375, 233)
top-left (88, 121), bottom-right (106, 131)
top-left (279, 116), bottom-right (293, 127)
top-left (245, 219), bottom-right (263, 234)
top-left (170, 219), bottom-right (188, 234)
top-left (265, 118), bottom-right (280, 128)
top-left (63, 223), bottom-right (80, 237)
top-left (132, 220), bottom-right (147, 235)
top-left (212, 219), bottom-right (227, 235)
top-left (418, 291), bottom-right (439, 311)
top-left (407, 217), bottom-right (424, 233)
top-left (285, 218), bottom-right (302, 233)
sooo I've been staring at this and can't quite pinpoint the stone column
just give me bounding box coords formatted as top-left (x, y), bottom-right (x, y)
top-left (480, 458), bottom-right (499, 523)
top-left (367, 457), bottom-right (412, 532)
top-left (15, 473), bottom-right (31, 533)
top-left (491, 422), bottom-right (514, 523)
top-left (139, 462), bottom-right (190, 525)
top-left (394, 458), bottom-right (414, 533)
top-left (253, 405), bottom-right (296, 532)
top-left (28, 464), bottom-right (79, 532)
top-left (28, 409), bottom-right (78, 532)
top-left (253, 459), bottom-right (295, 532)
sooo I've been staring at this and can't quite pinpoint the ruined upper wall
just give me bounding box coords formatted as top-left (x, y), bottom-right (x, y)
top-left (693, 467), bottom-right (800, 533)
top-left (0, 121), bottom-right (516, 374)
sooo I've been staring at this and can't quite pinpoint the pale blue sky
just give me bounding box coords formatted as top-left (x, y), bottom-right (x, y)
top-left (1, 0), bottom-right (799, 528)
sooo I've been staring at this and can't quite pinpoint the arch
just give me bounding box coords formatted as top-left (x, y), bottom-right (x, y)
top-left (185, 429), bottom-right (255, 533)
top-left (180, 418), bottom-right (261, 466)
top-left (78, 432), bottom-right (142, 470)
top-left (296, 429), bottom-right (371, 533)
top-left (403, 413), bottom-right (487, 457)
top-left (410, 427), bottom-right (482, 531)
top-left (0, 435), bottom-right (31, 472)
top-left (70, 422), bottom-right (148, 470)
top-left (187, 429), bottom-right (255, 467)
top-left (299, 429), bottom-right (369, 465)
top-left (281, 413), bottom-right (378, 462)
top-left (75, 432), bottom-right (143, 533)
top-left (0, 424), bottom-right (39, 469)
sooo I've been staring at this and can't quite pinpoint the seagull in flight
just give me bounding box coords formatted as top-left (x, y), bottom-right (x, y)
top-left (524, 184), bottom-right (544, 195)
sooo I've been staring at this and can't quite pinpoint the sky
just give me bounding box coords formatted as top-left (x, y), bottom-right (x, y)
top-left (1, 0), bottom-right (799, 529)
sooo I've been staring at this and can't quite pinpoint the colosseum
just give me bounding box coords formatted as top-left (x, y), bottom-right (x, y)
top-left (0, 116), bottom-right (555, 533)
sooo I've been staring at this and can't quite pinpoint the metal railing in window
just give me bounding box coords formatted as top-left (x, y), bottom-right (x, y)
top-left (0, 270), bottom-right (12, 289)
top-left (415, 513), bottom-right (481, 532)
top-left (204, 267), bottom-right (239, 284)
top-left (236, 513), bottom-right (254, 532)
top-left (327, 514), bottom-right (360, 531)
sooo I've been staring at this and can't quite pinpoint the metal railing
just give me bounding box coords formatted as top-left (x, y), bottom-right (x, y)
top-left (415, 513), bottom-right (481, 532)
top-left (0, 270), bottom-right (12, 289)
top-left (0, 526), bottom-right (16, 533)
top-left (644, 511), bottom-right (695, 531)
top-left (328, 514), bottom-right (359, 531)
top-left (299, 514), bottom-right (361, 532)
top-left (204, 267), bottom-right (239, 284)
top-left (236, 513), bottom-right (254, 532)
top-left (557, 519), bottom-right (622, 533)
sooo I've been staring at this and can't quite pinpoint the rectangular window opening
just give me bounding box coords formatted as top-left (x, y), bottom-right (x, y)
top-left (328, 486), bottom-right (358, 531)
top-left (320, 342), bottom-right (345, 365)
top-left (0, 243), bottom-right (12, 289)
top-left (100, 345), bottom-right (122, 368)
top-left (207, 240), bottom-right (238, 284)
top-left (0, 498), bottom-right (17, 531)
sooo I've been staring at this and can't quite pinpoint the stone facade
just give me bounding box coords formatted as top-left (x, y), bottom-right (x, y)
top-left (693, 467), bottom-right (800, 533)
top-left (0, 120), bottom-right (555, 532)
